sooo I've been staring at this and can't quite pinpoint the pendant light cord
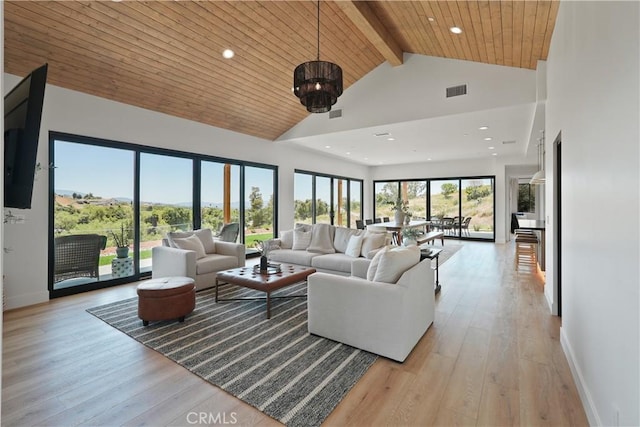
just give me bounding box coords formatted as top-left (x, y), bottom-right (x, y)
top-left (316, 0), bottom-right (320, 60)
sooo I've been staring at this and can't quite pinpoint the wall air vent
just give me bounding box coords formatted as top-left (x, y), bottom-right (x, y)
top-left (329, 109), bottom-right (342, 119)
top-left (502, 140), bottom-right (516, 145)
top-left (446, 84), bottom-right (467, 98)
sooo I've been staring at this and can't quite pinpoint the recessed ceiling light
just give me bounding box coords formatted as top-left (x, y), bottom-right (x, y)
top-left (387, 137), bottom-right (395, 141)
top-left (346, 152), bottom-right (351, 155)
top-left (488, 146), bottom-right (495, 150)
top-left (325, 145), bottom-right (331, 148)
top-left (450, 26), bottom-right (462, 34)
top-left (364, 157), bottom-right (368, 160)
top-left (484, 137), bottom-right (493, 141)
top-left (492, 153), bottom-right (498, 156)
top-left (463, 133), bottom-right (469, 137)
top-left (222, 49), bottom-right (235, 59)
top-left (427, 158), bottom-right (432, 161)
top-left (479, 126), bottom-right (489, 130)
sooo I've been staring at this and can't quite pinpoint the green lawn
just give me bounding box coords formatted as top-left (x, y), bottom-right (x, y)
top-left (99, 249), bottom-right (152, 266)
top-left (245, 232), bottom-right (274, 249)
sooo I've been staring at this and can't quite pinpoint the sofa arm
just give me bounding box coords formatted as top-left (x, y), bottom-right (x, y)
top-left (151, 246), bottom-right (196, 280)
top-left (214, 241), bottom-right (246, 267)
top-left (351, 258), bottom-right (371, 279)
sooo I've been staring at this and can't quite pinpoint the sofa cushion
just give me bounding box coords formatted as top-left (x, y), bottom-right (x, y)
top-left (307, 223), bottom-right (336, 254)
top-left (345, 235), bottom-right (364, 258)
top-left (292, 229), bottom-right (312, 250)
top-left (279, 229), bottom-right (294, 249)
top-left (166, 231), bottom-right (193, 248)
top-left (268, 249), bottom-right (319, 266)
top-left (166, 229), bottom-right (216, 254)
top-left (360, 231), bottom-right (387, 257)
top-left (172, 234), bottom-right (207, 259)
top-left (373, 245), bottom-right (421, 284)
top-left (311, 253), bottom-right (354, 274)
top-left (333, 227), bottom-right (361, 253)
top-left (367, 245), bottom-right (388, 281)
top-left (295, 223), bottom-right (313, 232)
top-left (196, 254), bottom-right (240, 275)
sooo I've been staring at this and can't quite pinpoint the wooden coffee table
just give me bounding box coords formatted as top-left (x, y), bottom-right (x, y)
top-left (215, 264), bottom-right (316, 319)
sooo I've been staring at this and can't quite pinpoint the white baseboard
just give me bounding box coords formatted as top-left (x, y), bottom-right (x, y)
top-left (4, 290), bottom-right (48, 310)
top-left (560, 326), bottom-right (600, 426)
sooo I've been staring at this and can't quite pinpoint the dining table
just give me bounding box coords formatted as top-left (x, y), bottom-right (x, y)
top-left (366, 219), bottom-right (430, 245)
top-left (517, 219), bottom-right (546, 271)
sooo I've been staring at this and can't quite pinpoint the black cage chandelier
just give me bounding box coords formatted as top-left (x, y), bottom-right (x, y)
top-left (293, 0), bottom-right (343, 113)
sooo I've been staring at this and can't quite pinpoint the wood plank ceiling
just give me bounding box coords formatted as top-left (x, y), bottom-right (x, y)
top-left (4, 1), bottom-right (559, 141)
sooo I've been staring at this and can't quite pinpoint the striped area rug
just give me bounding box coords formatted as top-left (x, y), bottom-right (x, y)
top-left (87, 282), bottom-right (377, 427)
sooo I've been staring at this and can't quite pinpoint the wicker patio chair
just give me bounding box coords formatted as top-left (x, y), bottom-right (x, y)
top-left (54, 234), bottom-right (107, 283)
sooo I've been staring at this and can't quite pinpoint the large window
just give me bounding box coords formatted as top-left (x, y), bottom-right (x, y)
top-left (245, 166), bottom-right (276, 248)
top-left (374, 176), bottom-right (495, 241)
top-left (50, 133), bottom-right (278, 297)
top-left (52, 141), bottom-right (135, 289)
top-left (294, 171), bottom-right (363, 228)
top-left (140, 153), bottom-right (193, 273)
top-left (518, 183), bottom-right (536, 213)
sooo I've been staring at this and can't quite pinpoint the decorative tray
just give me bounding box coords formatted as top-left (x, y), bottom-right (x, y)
top-left (253, 264), bottom-right (282, 274)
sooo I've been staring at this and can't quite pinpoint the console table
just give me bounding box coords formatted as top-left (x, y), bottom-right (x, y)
top-left (420, 247), bottom-right (442, 294)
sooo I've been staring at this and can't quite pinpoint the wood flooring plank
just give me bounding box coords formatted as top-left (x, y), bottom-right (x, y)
top-left (476, 381), bottom-right (521, 426)
top-left (438, 326), bottom-right (491, 418)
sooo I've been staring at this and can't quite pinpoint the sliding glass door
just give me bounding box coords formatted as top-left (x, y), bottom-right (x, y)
top-left (293, 171), bottom-right (363, 228)
top-left (50, 133), bottom-right (278, 297)
top-left (52, 141), bottom-right (134, 290)
top-left (140, 153), bottom-right (193, 273)
top-left (461, 178), bottom-right (494, 239)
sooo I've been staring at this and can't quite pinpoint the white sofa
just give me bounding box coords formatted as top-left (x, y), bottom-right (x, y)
top-left (267, 223), bottom-right (389, 275)
top-left (152, 229), bottom-right (245, 290)
top-left (307, 256), bottom-right (435, 362)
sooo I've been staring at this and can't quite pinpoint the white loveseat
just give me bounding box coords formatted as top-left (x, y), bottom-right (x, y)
top-left (267, 223), bottom-right (388, 275)
top-left (307, 252), bottom-right (435, 362)
top-left (152, 229), bottom-right (245, 290)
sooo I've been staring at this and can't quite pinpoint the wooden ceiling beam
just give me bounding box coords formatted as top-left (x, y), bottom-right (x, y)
top-left (337, 1), bottom-right (404, 67)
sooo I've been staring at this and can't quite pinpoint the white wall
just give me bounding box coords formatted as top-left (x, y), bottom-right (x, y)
top-left (546, 1), bottom-right (639, 425)
top-left (2, 76), bottom-right (369, 309)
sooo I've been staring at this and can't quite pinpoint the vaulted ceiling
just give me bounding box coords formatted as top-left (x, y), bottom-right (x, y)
top-left (4, 1), bottom-right (559, 144)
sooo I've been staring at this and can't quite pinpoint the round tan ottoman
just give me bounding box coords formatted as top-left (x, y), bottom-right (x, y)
top-left (137, 277), bottom-right (196, 326)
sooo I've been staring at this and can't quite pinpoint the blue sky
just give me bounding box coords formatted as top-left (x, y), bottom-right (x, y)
top-left (54, 140), bottom-right (274, 204)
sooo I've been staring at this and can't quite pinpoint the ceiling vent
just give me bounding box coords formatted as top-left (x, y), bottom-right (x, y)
top-left (446, 84), bottom-right (467, 98)
top-left (329, 109), bottom-right (342, 119)
top-left (374, 132), bottom-right (390, 137)
top-left (502, 140), bottom-right (516, 145)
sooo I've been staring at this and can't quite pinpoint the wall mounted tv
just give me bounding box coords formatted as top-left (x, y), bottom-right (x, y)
top-left (4, 63), bottom-right (48, 209)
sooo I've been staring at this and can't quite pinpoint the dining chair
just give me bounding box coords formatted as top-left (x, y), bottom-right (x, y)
top-left (355, 219), bottom-right (365, 230)
top-left (382, 217), bottom-right (390, 222)
top-left (461, 217), bottom-right (472, 237)
top-left (374, 218), bottom-right (382, 223)
top-left (365, 219), bottom-right (374, 225)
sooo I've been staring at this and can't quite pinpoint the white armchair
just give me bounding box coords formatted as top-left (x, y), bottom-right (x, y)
top-left (307, 257), bottom-right (435, 362)
top-left (152, 239), bottom-right (245, 291)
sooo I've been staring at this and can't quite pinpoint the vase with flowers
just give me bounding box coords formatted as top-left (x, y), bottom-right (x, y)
top-left (111, 223), bottom-right (131, 259)
top-left (390, 197), bottom-right (410, 224)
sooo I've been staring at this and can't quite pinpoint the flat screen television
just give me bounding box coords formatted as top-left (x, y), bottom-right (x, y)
top-left (4, 63), bottom-right (48, 209)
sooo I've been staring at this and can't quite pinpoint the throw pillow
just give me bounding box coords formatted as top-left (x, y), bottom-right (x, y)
top-left (292, 229), bottom-right (312, 250)
top-left (360, 231), bottom-right (387, 257)
top-left (166, 231), bottom-right (193, 248)
top-left (307, 224), bottom-right (336, 254)
top-left (345, 235), bottom-right (364, 258)
top-left (373, 245), bottom-right (421, 284)
top-left (279, 229), bottom-right (294, 249)
top-left (172, 234), bottom-right (207, 259)
top-left (333, 227), bottom-right (361, 253)
top-left (366, 245), bottom-right (389, 281)
top-left (193, 229), bottom-right (216, 253)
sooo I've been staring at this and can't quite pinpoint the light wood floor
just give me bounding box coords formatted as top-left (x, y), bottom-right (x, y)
top-left (2, 241), bottom-right (588, 426)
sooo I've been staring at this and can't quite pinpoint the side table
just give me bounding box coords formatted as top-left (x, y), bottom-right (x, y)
top-left (111, 257), bottom-right (134, 278)
top-left (420, 247), bottom-right (443, 294)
